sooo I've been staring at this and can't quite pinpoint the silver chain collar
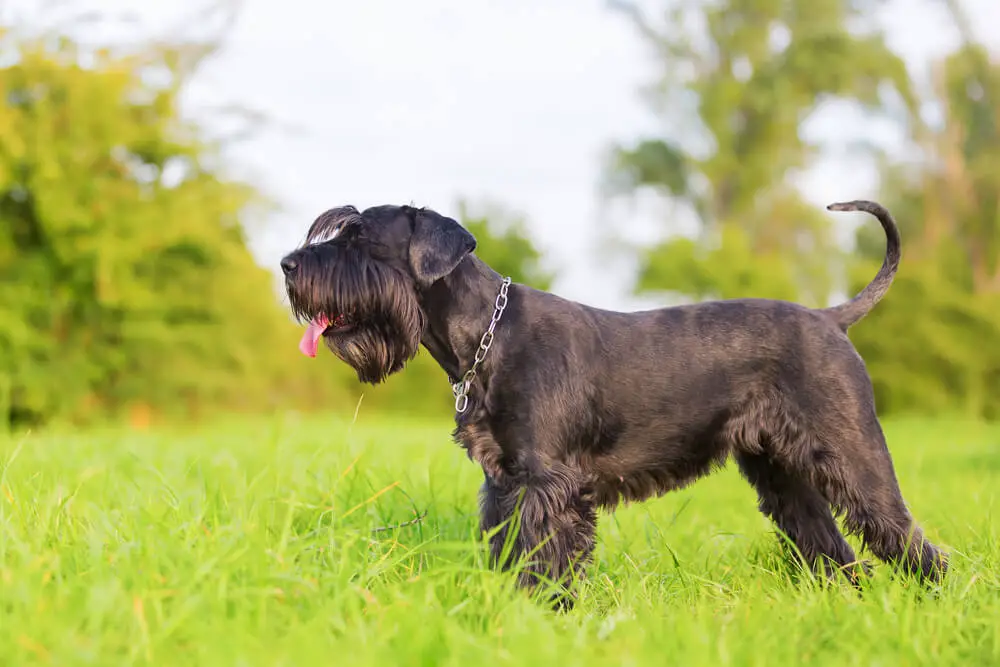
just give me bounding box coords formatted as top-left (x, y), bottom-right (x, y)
top-left (450, 276), bottom-right (512, 413)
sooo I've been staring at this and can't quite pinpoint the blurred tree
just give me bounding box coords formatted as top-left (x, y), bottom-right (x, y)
top-left (0, 13), bottom-right (357, 429)
top-left (846, 0), bottom-right (1000, 419)
top-left (457, 199), bottom-right (556, 291)
top-left (605, 0), bottom-right (916, 307)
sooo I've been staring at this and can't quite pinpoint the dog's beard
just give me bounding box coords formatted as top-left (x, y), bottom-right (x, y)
top-left (322, 319), bottom-right (418, 384)
top-left (286, 244), bottom-right (425, 384)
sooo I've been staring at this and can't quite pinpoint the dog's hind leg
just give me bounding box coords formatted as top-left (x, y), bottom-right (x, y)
top-left (479, 465), bottom-right (597, 609)
top-left (736, 451), bottom-right (862, 581)
top-left (800, 420), bottom-right (948, 584)
top-left (777, 369), bottom-right (948, 585)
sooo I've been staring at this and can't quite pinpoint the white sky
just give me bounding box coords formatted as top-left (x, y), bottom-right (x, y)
top-left (5, 0), bottom-right (999, 309)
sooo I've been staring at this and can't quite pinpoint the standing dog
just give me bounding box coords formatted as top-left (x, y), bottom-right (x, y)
top-left (280, 200), bottom-right (946, 603)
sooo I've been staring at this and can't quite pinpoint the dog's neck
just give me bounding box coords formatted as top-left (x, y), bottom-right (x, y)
top-left (419, 256), bottom-right (509, 383)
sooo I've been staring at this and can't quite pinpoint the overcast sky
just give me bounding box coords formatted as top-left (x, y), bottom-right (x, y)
top-left (5, 0), bottom-right (999, 309)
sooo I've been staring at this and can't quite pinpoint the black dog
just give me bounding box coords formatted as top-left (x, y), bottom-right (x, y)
top-left (280, 201), bottom-right (947, 602)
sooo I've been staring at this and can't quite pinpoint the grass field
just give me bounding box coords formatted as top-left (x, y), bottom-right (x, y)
top-left (1, 412), bottom-right (998, 666)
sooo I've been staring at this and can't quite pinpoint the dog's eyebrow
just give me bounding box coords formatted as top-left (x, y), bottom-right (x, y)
top-left (305, 206), bottom-right (362, 245)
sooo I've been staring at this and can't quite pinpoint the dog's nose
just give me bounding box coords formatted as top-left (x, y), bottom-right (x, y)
top-left (280, 256), bottom-right (298, 276)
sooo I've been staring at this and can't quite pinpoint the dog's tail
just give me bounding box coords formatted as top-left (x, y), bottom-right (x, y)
top-left (821, 200), bottom-right (901, 331)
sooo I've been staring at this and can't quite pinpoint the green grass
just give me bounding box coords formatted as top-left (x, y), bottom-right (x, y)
top-left (1, 412), bottom-right (999, 666)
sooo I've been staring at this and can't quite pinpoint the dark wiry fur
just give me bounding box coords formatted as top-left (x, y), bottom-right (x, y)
top-left (280, 200), bottom-right (947, 607)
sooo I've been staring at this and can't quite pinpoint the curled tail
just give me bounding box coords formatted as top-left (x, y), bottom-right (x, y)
top-left (822, 200), bottom-right (901, 331)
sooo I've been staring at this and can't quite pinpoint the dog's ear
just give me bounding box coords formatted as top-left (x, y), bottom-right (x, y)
top-left (408, 208), bottom-right (477, 287)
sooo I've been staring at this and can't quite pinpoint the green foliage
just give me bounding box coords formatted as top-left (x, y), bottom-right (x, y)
top-left (845, 41), bottom-right (1000, 420)
top-left (934, 45), bottom-right (1000, 292)
top-left (635, 217), bottom-right (800, 303)
top-left (845, 257), bottom-right (1000, 419)
top-left (2, 414), bottom-right (999, 663)
top-left (458, 199), bottom-right (555, 291)
top-left (0, 30), bottom-right (357, 428)
top-left (607, 0), bottom-right (914, 306)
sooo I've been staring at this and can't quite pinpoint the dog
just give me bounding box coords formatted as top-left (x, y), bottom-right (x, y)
top-left (279, 200), bottom-right (947, 604)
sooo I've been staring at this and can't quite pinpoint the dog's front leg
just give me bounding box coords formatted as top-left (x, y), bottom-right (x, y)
top-left (478, 463), bottom-right (596, 609)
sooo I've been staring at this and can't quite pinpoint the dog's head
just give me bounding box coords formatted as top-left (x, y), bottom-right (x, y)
top-left (280, 204), bottom-right (477, 383)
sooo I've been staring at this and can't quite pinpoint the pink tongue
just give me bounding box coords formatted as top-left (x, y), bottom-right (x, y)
top-left (299, 315), bottom-right (330, 357)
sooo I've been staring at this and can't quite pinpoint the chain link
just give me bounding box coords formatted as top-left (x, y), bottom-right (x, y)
top-left (451, 277), bottom-right (511, 413)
